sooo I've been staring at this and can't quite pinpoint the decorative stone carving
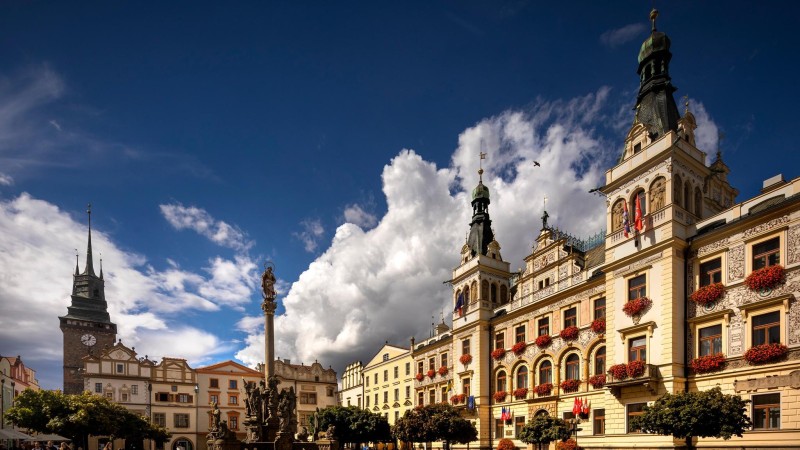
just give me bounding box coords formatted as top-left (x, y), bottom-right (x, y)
top-left (728, 245), bottom-right (745, 282)
top-left (789, 224), bottom-right (800, 265)
top-left (728, 312), bottom-right (743, 356)
top-left (697, 238), bottom-right (729, 257)
top-left (610, 159), bottom-right (669, 198)
top-left (613, 252), bottom-right (663, 278)
top-left (743, 215), bottom-right (790, 239)
top-left (649, 177), bottom-right (666, 211)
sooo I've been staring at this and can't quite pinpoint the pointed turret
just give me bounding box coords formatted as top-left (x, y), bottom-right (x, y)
top-left (83, 204), bottom-right (96, 276)
top-left (467, 165), bottom-right (495, 257)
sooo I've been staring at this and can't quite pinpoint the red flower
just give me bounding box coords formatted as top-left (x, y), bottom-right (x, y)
top-left (745, 265), bottom-right (786, 291)
top-left (427, 369), bottom-right (436, 379)
top-left (513, 387), bottom-right (528, 399)
top-left (689, 354), bottom-right (726, 374)
top-left (534, 383), bottom-right (553, 396)
top-left (590, 318), bottom-right (605, 334)
top-left (690, 283), bottom-right (725, 306)
top-left (560, 326), bottom-right (579, 341)
top-left (626, 360), bottom-right (646, 378)
top-left (744, 343), bottom-right (788, 365)
top-left (588, 374), bottom-right (606, 388)
top-left (559, 379), bottom-right (580, 392)
top-left (459, 354), bottom-right (473, 365)
top-left (556, 439), bottom-right (579, 450)
top-left (491, 348), bottom-right (506, 360)
top-left (607, 364), bottom-right (628, 381)
top-left (450, 394), bottom-right (466, 404)
top-left (415, 373), bottom-right (424, 381)
top-left (622, 297), bottom-right (652, 317)
top-left (534, 335), bottom-right (552, 348)
top-left (493, 391), bottom-right (508, 402)
top-left (511, 341), bottom-right (527, 356)
top-left (438, 366), bottom-right (448, 376)
top-left (497, 438), bottom-right (515, 450)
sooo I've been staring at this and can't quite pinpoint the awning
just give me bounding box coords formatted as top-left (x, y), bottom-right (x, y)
top-left (26, 433), bottom-right (70, 442)
top-left (0, 428), bottom-right (32, 440)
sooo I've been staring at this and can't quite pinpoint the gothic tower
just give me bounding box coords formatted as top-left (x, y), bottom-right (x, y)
top-left (59, 205), bottom-right (117, 394)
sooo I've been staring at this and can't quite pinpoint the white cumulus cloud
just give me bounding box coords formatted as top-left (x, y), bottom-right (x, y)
top-left (293, 219), bottom-right (325, 253)
top-left (343, 204), bottom-right (378, 229)
top-left (690, 100), bottom-right (720, 160)
top-left (160, 203), bottom-right (254, 252)
top-left (600, 23), bottom-right (647, 48)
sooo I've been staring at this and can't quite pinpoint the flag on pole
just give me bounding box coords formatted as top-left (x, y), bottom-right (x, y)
top-left (622, 200), bottom-right (631, 238)
top-left (467, 395), bottom-right (475, 410)
top-left (454, 292), bottom-right (465, 317)
top-left (635, 194), bottom-right (643, 232)
top-left (572, 397), bottom-right (581, 416)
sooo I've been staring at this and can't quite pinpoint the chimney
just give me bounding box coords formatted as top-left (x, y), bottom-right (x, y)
top-left (762, 174), bottom-right (786, 193)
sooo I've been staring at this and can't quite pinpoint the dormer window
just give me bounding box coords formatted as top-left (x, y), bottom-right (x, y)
top-left (633, 142), bottom-right (642, 154)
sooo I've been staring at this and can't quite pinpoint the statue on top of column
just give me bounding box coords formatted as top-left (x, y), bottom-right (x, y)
top-left (261, 263), bottom-right (276, 300)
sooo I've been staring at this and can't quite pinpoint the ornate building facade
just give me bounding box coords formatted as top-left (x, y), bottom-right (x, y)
top-left (338, 360), bottom-right (363, 408)
top-left (363, 343), bottom-right (415, 426)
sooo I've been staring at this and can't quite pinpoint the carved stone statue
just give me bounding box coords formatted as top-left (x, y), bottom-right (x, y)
top-left (244, 379), bottom-right (260, 420)
top-left (278, 387), bottom-right (297, 434)
top-left (261, 265), bottom-right (276, 300)
top-left (649, 177), bottom-right (666, 211)
top-left (612, 200), bottom-right (624, 231)
top-left (308, 408), bottom-right (320, 440)
top-left (210, 401), bottom-right (221, 432)
top-left (296, 426), bottom-right (309, 442)
top-left (325, 425), bottom-right (337, 440)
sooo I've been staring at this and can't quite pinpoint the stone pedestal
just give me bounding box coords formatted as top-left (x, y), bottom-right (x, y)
top-left (314, 440), bottom-right (338, 450)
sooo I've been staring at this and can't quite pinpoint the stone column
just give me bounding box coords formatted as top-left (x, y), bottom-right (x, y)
top-left (261, 299), bottom-right (277, 378)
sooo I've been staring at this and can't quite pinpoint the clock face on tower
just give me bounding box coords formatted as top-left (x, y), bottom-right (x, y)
top-left (80, 334), bottom-right (97, 347)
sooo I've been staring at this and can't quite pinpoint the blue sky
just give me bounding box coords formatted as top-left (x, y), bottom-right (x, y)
top-left (1, 1), bottom-right (797, 389)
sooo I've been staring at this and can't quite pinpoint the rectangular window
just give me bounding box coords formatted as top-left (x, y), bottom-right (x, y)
top-left (365, 377), bottom-right (369, 387)
top-left (495, 332), bottom-right (505, 350)
top-left (229, 379), bottom-right (237, 389)
top-left (538, 280), bottom-right (544, 290)
top-left (428, 357), bottom-right (435, 371)
top-left (699, 258), bottom-right (722, 287)
top-left (441, 353), bottom-right (448, 368)
top-left (418, 392), bottom-right (424, 406)
top-left (327, 387), bottom-right (334, 397)
top-left (462, 338), bottom-right (471, 356)
top-left (153, 413), bottom-right (166, 427)
top-left (563, 307), bottom-right (577, 328)
top-left (495, 419), bottom-right (504, 439)
top-left (105, 392), bottom-right (113, 399)
top-left (593, 408), bottom-right (605, 435)
top-left (374, 373), bottom-right (378, 384)
top-left (131, 385), bottom-right (138, 395)
top-left (384, 391), bottom-right (389, 404)
top-left (228, 395), bottom-right (237, 405)
top-left (394, 388), bottom-right (399, 402)
top-left (405, 362), bottom-right (410, 376)
top-left (629, 274), bottom-right (646, 300)
top-left (752, 393), bottom-right (780, 429)
top-left (699, 324), bottom-right (723, 356)
top-left (515, 416), bottom-right (525, 438)
top-left (515, 325), bottom-right (526, 343)
top-left (538, 317), bottom-right (549, 336)
top-left (417, 361), bottom-right (424, 375)
top-left (394, 366), bottom-right (399, 378)
top-left (116, 363), bottom-right (124, 373)
top-left (174, 413), bottom-right (190, 428)
top-left (366, 396), bottom-right (370, 407)
top-left (462, 377), bottom-right (471, 396)
top-left (210, 394), bottom-right (219, 404)
top-left (171, 385), bottom-right (178, 392)
top-left (627, 403), bottom-right (646, 433)
top-left (629, 336), bottom-right (646, 362)
top-left (594, 298), bottom-right (606, 320)
top-left (95, 383), bottom-right (102, 393)
top-left (178, 394), bottom-right (190, 403)
top-left (121, 393), bottom-right (129, 402)
top-left (156, 392), bottom-right (169, 402)
top-left (753, 237), bottom-right (780, 270)
top-left (210, 379), bottom-right (219, 389)
top-left (374, 393), bottom-right (378, 405)
top-left (229, 416), bottom-right (238, 429)
top-left (441, 387), bottom-right (447, 403)
top-left (429, 390), bottom-right (435, 405)
top-left (752, 311), bottom-right (781, 346)
top-left (300, 393), bottom-right (318, 405)
top-left (405, 386), bottom-right (410, 398)
top-left (395, 411), bottom-right (399, 422)
top-left (384, 370), bottom-right (388, 382)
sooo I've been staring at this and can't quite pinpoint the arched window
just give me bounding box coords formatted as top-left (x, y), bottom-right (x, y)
top-left (594, 347), bottom-right (606, 375)
top-left (481, 280), bottom-right (490, 301)
top-left (684, 182), bottom-right (691, 213)
top-left (496, 370), bottom-right (507, 392)
top-left (694, 187), bottom-right (702, 218)
top-left (673, 174), bottom-right (683, 207)
top-left (538, 360), bottom-right (552, 384)
top-left (470, 281), bottom-right (477, 301)
top-left (612, 199), bottom-right (626, 231)
top-left (649, 177), bottom-right (666, 212)
top-left (500, 285), bottom-right (508, 304)
top-left (516, 366), bottom-right (529, 389)
top-left (491, 283), bottom-right (497, 302)
top-left (630, 189), bottom-right (646, 220)
top-left (463, 286), bottom-right (470, 304)
top-left (565, 354), bottom-right (580, 381)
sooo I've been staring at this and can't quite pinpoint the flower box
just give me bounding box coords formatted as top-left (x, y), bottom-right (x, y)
top-left (626, 360), bottom-right (646, 378)
top-left (534, 383), bottom-right (553, 396)
top-left (427, 369), bottom-right (436, 379)
top-left (588, 374), bottom-right (606, 388)
top-left (556, 439), bottom-right (579, 450)
top-left (622, 297), bottom-right (652, 317)
top-left (590, 318), bottom-right (606, 334)
top-left (689, 354), bottom-right (726, 374)
top-left (415, 373), bottom-right (424, 381)
top-left (493, 391), bottom-right (508, 402)
top-left (511, 341), bottom-right (527, 356)
top-left (438, 366), bottom-right (448, 376)
top-left (491, 348), bottom-right (506, 360)
top-left (559, 379), bottom-right (580, 392)
top-left (745, 265), bottom-right (786, 291)
top-left (513, 387), bottom-right (528, 399)
top-left (607, 364), bottom-right (628, 380)
top-left (450, 394), bottom-right (466, 404)
top-left (560, 325), bottom-right (579, 341)
top-left (690, 283), bottom-right (725, 306)
top-left (744, 343), bottom-right (788, 365)
top-left (534, 335), bottom-right (552, 348)
top-left (460, 354), bottom-right (473, 365)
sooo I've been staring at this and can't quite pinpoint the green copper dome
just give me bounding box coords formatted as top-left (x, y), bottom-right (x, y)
top-left (472, 181), bottom-right (490, 201)
top-left (638, 31), bottom-right (670, 64)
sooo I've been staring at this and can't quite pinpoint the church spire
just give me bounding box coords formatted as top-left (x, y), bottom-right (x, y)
top-left (83, 204), bottom-right (96, 276)
top-left (466, 152), bottom-right (495, 257)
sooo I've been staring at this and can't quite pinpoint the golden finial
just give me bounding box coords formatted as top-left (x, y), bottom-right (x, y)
top-left (478, 151), bottom-right (486, 182)
top-left (683, 95), bottom-right (690, 115)
top-left (650, 8), bottom-right (658, 32)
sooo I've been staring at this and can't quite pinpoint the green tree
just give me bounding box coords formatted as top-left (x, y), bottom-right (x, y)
top-left (630, 387), bottom-right (752, 449)
top-left (392, 404), bottom-right (477, 450)
top-left (518, 416), bottom-right (570, 450)
top-left (5, 390), bottom-right (170, 448)
top-left (316, 405), bottom-right (391, 447)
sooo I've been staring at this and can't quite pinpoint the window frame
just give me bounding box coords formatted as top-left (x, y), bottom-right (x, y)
top-left (515, 325), bottom-right (526, 344)
top-left (752, 393), bottom-right (780, 430)
top-left (628, 273), bottom-right (647, 301)
top-left (698, 324), bottom-right (723, 356)
top-left (593, 408), bottom-right (605, 435)
top-left (746, 232), bottom-right (785, 275)
top-left (496, 370), bottom-right (507, 392)
top-left (593, 297), bottom-right (606, 320)
top-left (626, 403), bottom-right (646, 433)
top-left (628, 335), bottom-right (647, 362)
top-left (538, 317), bottom-right (550, 337)
top-left (538, 360), bottom-right (552, 385)
top-left (594, 346), bottom-right (606, 376)
top-left (699, 257), bottom-right (723, 287)
top-left (742, 301), bottom-right (787, 350)
top-left (515, 365), bottom-right (529, 389)
top-left (495, 331), bottom-right (505, 350)
top-left (751, 310), bottom-right (781, 347)
top-left (563, 306), bottom-right (577, 328)
top-left (564, 353), bottom-right (580, 381)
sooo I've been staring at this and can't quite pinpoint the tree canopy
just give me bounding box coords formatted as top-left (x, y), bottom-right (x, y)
top-left (630, 387), bottom-right (752, 448)
top-left (315, 405), bottom-right (391, 446)
top-left (5, 390), bottom-right (170, 446)
top-left (518, 415), bottom-right (570, 447)
top-left (392, 404), bottom-right (477, 448)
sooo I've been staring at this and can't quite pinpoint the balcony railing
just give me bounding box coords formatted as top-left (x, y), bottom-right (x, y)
top-left (605, 363), bottom-right (660, 397)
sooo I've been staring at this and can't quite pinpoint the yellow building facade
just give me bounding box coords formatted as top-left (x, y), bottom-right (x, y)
top-left (363, 344), bottom-right (415, 425)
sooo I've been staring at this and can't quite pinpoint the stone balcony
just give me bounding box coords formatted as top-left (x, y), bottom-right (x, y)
top-left (605, 363), bottom-right (660, 397)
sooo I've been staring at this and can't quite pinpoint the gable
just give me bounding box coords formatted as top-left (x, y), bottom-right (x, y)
top-left (364, 344), bottom-right (409, 368)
